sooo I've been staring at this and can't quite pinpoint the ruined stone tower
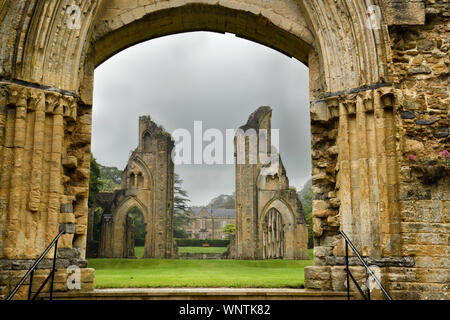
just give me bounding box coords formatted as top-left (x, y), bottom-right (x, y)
top-left (96, 116), bottom-right (175, 259)
top-left (234, 107), bottom-right (309, 260)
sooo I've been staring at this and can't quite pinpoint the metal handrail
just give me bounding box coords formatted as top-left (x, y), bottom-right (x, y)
top-left (339, 231), bottom-right (393, 300)
top-left (6, 231), bottom-right (64, 300)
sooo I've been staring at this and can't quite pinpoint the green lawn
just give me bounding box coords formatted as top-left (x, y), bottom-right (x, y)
top-left (88, 249), bottom-right (314, 289)
top-left (134, 246), bottom-right (227, 257)
top-left (178, 246), bottom-right (227, 254)
top-left (134, 246), bottom-right (144, 258)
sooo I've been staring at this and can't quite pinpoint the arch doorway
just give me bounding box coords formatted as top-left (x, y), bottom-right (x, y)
top-left (124, 207), bottom-right (146, 259)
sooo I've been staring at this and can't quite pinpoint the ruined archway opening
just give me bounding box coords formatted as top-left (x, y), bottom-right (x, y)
top-left (90, 30), bottom-right (312, 260)
top-left (125, 207), bottom-right (146, 259)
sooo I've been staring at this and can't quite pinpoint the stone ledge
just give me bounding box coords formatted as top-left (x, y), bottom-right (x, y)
top-left (316, 256), bottom-right (415, 267)
top-left (41, 288), bottom-right (351, 300)
top-left (0, 253), bottom-right (87, 270)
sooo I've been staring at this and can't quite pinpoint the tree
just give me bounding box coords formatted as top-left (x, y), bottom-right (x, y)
top-left (173, 173), bottom-right (192, 238)
top-left (98, 164), bottom-right (122, 184)
top-left (99, 178), bottom-right (120, 192)
top-left (207, 193), bottom-right (235, 209)
top-left (128, 208), bottom-right (146, 246)
top-left (299, 187), bottom-right (313, 249)
top-left (88, 155), bottom-right (102, 207)
top-left (222, 224), bottom-right (236, 239)
top-left (87, 155), bottom-right (103, 257)
top-left (98, 164), bottom-right (122, 192)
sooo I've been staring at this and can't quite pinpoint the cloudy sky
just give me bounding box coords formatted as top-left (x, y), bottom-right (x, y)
top-left (93, 31), bottom-right (311, 206)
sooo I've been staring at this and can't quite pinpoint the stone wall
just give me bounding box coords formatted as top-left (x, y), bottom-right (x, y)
top-left (234, 107), bottom-right (309, 260)
top-left (0, 0), bottom-right (448, 299)
top-left (305, 1), bottom-right (449, 300)
top-left (390, 1), bottom-right (449, 299)
top-left (0, 81), bottom-right (92, 299)
top-left (97, 116), bottom-right (175, 259)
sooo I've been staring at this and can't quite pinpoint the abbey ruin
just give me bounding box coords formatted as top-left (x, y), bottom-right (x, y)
top-left (91, 108), bottom-right (308, 262)
top-left (92, 116), bottom-right (175, 259)
top-left (0, 0), bottom-right (448, 300)
top-left (233, 107), bottom-right (309, 260)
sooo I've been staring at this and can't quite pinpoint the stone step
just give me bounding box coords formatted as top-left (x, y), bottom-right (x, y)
top-left (42, 288), bottom-right (351, 300)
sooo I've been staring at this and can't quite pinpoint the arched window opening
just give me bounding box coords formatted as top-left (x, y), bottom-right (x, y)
top-left (143, 132), bottom-right (152, 153)
top-left (129, 173), bottom-right (135, 188)
top-left (263, 208), bottom-right (284, 259)
top-left (137, 172), bottom-right (144, 188)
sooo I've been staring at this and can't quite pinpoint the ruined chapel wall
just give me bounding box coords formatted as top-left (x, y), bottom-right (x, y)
top-left (386, 2), bottom-right (449, 299)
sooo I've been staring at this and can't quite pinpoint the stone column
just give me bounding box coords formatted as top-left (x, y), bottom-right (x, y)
top-left (0, 82), bottom-right (94, 299)
top-left (305, 88), bottom-right (408, 297)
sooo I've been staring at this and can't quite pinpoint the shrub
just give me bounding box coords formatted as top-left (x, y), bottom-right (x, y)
top-left (175, 239), bottom-right (230, 247)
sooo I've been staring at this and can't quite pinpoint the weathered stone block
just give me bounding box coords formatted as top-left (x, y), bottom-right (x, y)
top-left (70, 259), bottom-right (88, 268)
top-left (304, 266), bottom-right (331, 290)
top-left (59, 213), bottom-right (76, 224)
top-left (391, 290), bottom-right (422, 300)
top-left (80, 268), bottom-right (95, 283)
top-left (445, 202), bottom-right (450, 223)
top-left (62, 156), bottom-right (77, 169)
top-left (59, 223), bottom-right (76, 234)
top-left (404, 139), bottom-right (424, 154)
top-left (57, 248), bottom-right (81, 260)
top-left (310, 101), bottom-right (330, 122)
top-left (384, 1), bottom-right (425, 26)
top-left (59, 234), bottom-right (74, 248)
top-left (415, 201), bottom-right (443, 223)
top-left (408, 65), bottom-right (432, 75)
top-left (330, 266), bottom-right (347, 292)
top-left (314, 246), bottom-right (333, 258)
top-left (75, 224), bottom-right (86, 235)
top-left (60, 203), bottom-right (74, 213)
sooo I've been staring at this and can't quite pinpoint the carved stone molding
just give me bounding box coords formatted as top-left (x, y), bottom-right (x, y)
top-left (0, 82), bottom-right (78, 120)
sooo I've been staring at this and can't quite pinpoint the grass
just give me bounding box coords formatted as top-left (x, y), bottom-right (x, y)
top-left (134, 246), bottom-right (227, 257)
top-left (134, 246), bottom-right (144, 258)
top-left (178, 246), bottom-right (227, 254)
top-left (88, 249), bottom-right (314, 289)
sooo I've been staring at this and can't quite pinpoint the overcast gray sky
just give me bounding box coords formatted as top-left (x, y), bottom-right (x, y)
top-left (93, 31), bottom-right (311, 206)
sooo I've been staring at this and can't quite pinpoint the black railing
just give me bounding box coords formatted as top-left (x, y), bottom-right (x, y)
top-left (339, 231), bottom-right (393, 300)
top-left (6, 231), bottom-right (64, 300)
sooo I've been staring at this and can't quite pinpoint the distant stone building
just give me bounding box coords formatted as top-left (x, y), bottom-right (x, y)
top-left (94, 116), bottom-right (175, 258)
top-left (183, 207), bottom-right (236, 240)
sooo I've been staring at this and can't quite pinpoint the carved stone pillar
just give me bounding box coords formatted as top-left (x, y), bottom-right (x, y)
top-left (0, 82), bottom-right (94, 299)
top-left (305, 87), bottom-right (407, 296)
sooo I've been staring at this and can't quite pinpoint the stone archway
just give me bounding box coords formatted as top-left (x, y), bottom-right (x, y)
top-left (100, 196), bottom-right (149, 258)
top-left (96, 115), bottom-right (174, 259)
top-left (234, 106), bottom-right (309, 260)
top-left (0, 0), bottom-right (448, 300)
top-left (260, 198), bottom-right (307, 260)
